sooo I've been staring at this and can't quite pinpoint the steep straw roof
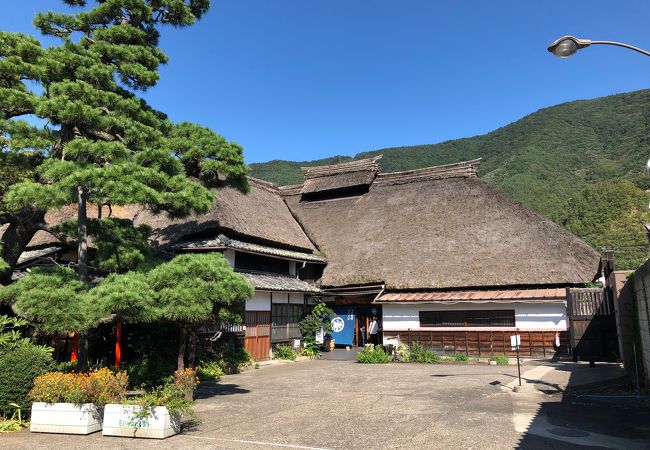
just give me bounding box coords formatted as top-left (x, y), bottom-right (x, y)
top-left (136, 178), bottom-right (316, 252)
top-left (283, 159), bottom-right (600, 290)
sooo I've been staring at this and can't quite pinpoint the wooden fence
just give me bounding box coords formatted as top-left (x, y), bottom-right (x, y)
top-left (387, 330), bottom-right (568, 357)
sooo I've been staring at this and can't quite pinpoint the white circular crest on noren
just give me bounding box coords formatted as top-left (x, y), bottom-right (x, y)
top-left (331, 317), bottom-right (344, 332)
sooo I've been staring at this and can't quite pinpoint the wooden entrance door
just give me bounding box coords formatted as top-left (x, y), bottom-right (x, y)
top-left (567, 288), bottom-right (618, 361)
top-left (245, 311), bottom-right (271, 361)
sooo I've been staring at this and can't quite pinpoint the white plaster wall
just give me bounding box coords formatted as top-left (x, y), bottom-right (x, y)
top-left (289, 293), bottom-right (305, 304)
top-left (247, 291), bottom-right (271, 311)
top-left (382, 302), bottom-right (567, 331)
top-left (271, 292), bottom-right (289, 304)
top-left (223, 249), bottom-right (235, 268)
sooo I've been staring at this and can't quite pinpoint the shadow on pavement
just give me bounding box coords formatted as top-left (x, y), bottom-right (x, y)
top-left (195, 381), bottom-right (250, 399)
top-left (515, 362), bottom-right (650, 449)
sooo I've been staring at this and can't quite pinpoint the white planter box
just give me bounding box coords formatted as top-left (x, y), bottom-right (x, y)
top-left (102, 404), bottom-right (180, 439)
top-left (30, 402), bottom-right (102, 435)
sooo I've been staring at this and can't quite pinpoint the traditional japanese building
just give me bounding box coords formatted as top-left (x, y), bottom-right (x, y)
top-left (3, 156), bottom-right (601, 360)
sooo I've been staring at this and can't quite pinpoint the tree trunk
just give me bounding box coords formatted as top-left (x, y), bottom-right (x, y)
top-left (188, 327), bottom-right (197, 369)
top-left (77, 186), bottom-right (89, 282)
top-left (0, 207), bottom-right (45, 284)
top-left (76, 186), bottom-right (90, 371)
top-left (178, 325), bottom-right (186, 370)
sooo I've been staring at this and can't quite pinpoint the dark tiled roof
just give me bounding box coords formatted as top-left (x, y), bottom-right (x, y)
top-left (170, 234), bottom-right (326, 263)
top-left (239, 272), bottom-right (321, 293)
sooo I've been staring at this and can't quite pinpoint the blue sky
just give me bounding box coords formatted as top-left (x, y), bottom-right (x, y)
top-left (3, 1), bottom-right (650, 163)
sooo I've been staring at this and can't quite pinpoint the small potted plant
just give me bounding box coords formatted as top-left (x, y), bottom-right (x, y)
top-left (29, 368), bottom-right (127, 435)
top-left (102, 368), bottom-right (198, 439)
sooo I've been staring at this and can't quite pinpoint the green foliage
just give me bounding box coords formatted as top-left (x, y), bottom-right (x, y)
top-left (250, 90), bottom-right (650, 269)
top-left (273, 343), bottom-right (296, 361)
top-left (125, 384), bottom-right (195, 420)
top-left (0, 342), bottom-right (54, 417)
top-left (169, 121), bottom-right (250, 191)
top-left (200, 338), bottom-right (253, 375)
top-left (147, 253), bottom-right (253, 324)
top-left (196, 360), bottom-right (224, 381)
top-left (299, 302), bottom-right (335, 354)
top-left (0, 244), bottom-right (8, 271)
top-left (356, 345), bottom-right (390, 364)
top-left (300, 346), bottom-right (318, 359)
top-left (409, 342), bottom-right (440, 363)
top-left (1, 0), bottom-right (250, 283)
top-left (489, 355), bottom-right (509, 365)
top-left (0, 267), bottom-right (93, 333)
top-left (55, 218), bottom-right (153, 272)
top-left (87, 271), bottom-right (157, 323)
top-left (122, 323), bottom-right (178, 388)
top-left (450, 353), bottom-right (470, 362)
top-left (560, 179), bottom-right (650, 269)
top-left (0, 403), bottom-right (26, 433)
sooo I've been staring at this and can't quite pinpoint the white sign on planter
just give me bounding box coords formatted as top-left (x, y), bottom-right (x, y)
top-left (102, 404), bottom-right (180, 439)
top-left (30, 402), bottom-right (102, 435)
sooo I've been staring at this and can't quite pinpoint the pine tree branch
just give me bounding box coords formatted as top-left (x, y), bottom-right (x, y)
top-left (3, 106), bottom-right (34, 119)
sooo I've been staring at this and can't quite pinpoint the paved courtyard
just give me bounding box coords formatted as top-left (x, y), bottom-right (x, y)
top-left (1, 358), bottom-right (648, 449)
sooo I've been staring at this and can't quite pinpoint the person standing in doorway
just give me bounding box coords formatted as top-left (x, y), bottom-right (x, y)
top-left (369, 316), bottom-right (379, 346)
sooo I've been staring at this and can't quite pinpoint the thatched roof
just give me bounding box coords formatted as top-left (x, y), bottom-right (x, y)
top-left (0, 204), bottom-right (139, 252)
top-left (283, 159), bottom-right (601, 290)
top-left (136, 178), bottom-right (316, 252)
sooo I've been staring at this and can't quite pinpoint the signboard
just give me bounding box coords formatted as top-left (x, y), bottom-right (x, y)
top-left (510, 335), bottom-right (521, 350)
top-left (315, 328), bottom-right (324, 344)
top-left (330, 307), bottom-right (356, 345)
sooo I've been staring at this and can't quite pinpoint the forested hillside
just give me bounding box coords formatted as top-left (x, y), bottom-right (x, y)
top-left (250, 89), bottom-right (650, 269)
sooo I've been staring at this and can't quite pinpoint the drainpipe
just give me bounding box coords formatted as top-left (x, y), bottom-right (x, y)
top-left (297, 261), bottom-right (306, 278)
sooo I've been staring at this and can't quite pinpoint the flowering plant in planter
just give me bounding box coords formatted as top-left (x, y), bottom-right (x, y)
top-left (102, 368), bottom-right (198, 439)
top-left (28, 368), bottom-right (128, 435)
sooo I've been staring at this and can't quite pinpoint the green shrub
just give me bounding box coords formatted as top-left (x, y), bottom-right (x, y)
top-left (300, 346), bottom-right (318, 359)
top-left (490, 355), bottom-right (509, 365)
top-left (0, 342), bottom-right (53, 417)
top-left (210, 339), bottom-right (253, 374)
top-left (396, 344), bottom-right (410, 362)
top-left (409, 342), bottom-right (440, 363)
top-left (122, 323), bottom-right (178, 388)
top-left (356, 345), bottom-right (390, 364)
top-left (273, 343), bottom-right (296, 361)
top-left (197, 360), bottom-right (225, 381)
top-left (452, 353), bottom-right (470, 362)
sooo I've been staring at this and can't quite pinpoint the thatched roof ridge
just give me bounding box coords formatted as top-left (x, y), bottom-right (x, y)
top-left (374, 158), bottom-right (481, 186)
top-left (301, 155), bottom-right (382, 178)
top-left (284, 169), bottom-right (601, 290)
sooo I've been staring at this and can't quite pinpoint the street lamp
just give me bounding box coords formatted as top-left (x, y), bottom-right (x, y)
top-left (548, 35), bottom-right (650, 58)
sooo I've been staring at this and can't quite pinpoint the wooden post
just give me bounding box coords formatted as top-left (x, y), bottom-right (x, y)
top-left (71, 333), bottom-right (79, 362)
top-left (115, 321), bottom-right (122, 368)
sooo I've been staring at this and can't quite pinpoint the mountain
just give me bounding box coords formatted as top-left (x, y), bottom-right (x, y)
top-left (250, 89), bottom-right (650, 269)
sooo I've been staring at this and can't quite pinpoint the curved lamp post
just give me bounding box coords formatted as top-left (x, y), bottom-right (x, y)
top-left (548, 35), bottom-right (650, 58)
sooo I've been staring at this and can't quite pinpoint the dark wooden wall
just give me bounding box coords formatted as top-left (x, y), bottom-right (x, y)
top-left (386, 330), bottom-right (569, 358)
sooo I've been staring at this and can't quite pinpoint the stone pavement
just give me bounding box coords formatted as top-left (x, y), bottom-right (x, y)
top-left (0, 359), bottom-right (647, 449)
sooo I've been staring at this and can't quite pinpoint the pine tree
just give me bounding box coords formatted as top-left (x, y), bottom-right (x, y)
top-left (147, 253), bottom-right (252, 370)
top-left (1, 1), bottom-right (249, 367)
top-left (1, 1), bottom-right (248, 273)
